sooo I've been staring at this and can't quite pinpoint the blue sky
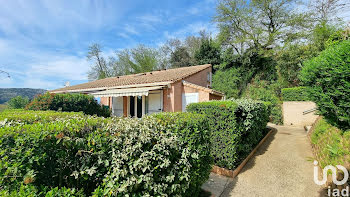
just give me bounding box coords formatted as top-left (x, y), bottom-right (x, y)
top-left (0, 0), bottom-right (218, 90)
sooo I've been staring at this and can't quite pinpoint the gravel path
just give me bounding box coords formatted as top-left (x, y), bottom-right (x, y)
top-left (204, 125), bottom-right (325, 197)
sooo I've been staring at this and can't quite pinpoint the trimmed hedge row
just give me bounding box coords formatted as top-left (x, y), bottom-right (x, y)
top-left (26, 93), bottom-right (111, 117)
top-left (281, 87), bottom-right (310, 101)
top-left (187, 99), bottom-right (270, 170)
top-left (0, 110), bottom-right (211, 196)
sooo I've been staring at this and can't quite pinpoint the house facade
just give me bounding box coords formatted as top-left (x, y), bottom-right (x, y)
top-left (51, 64), bottom-right (224, 117)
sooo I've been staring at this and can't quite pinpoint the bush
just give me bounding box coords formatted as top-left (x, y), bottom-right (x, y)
top-left (95, 112), bottom-right (211, 196)
top-left (300, 40), bottom-right (350, 130)
top-left (26, 93), bottom-right (110, 117)
top-left (187, 99), bottom-right (270, 170)
top-left (281, 87), bottom-right (310, 101)
top-left (0, 113), bottom-right (113, 195)
top-left (0, 110), bottom-right (211, 196)
top-left (7, 96), bottom-right (29, 109)
top-left (243, 81), bottom-right (283, 124)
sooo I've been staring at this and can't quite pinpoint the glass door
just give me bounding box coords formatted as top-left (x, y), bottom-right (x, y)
top-left (129, 96), bottom-right (143, 118)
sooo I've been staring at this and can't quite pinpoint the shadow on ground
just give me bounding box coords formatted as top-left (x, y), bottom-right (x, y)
top-left (218, 129), bottom-right (277, 197)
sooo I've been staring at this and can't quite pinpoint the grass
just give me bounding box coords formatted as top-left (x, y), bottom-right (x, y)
top-left (0, 104), bottom-right (7, 112)
top-left (310, 118), bottom-right (350, 168)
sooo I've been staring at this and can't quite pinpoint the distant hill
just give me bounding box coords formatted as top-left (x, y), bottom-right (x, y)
top-left (0, 88), bottom-right (47, 104)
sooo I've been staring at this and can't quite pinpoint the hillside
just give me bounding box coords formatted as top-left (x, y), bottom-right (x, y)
top-left (0, 88), bottom-right (46, 104)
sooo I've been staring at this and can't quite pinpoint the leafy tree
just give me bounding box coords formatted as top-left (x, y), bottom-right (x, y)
top-left (87, 44), bottom-right (114, 81)
top-left (8, 96), bottom-right (29, 109)
top-left (214, 0), bottom-right (306, 54)
top-left (115, 45), bottom-right (159, 74)
top-left (169, 46), bottom-right (192, 68)
top-left (194, 38), bottom-right (221, 69)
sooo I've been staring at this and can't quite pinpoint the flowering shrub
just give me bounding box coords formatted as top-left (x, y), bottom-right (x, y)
top-left (0, 110), bottom-right (211, 196)
top-left (26, 93), bottom-right (111, 117)
top-left (187, 99), bottom-right (270, 170)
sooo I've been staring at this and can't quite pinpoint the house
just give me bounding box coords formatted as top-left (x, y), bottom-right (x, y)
top-left (51, 64), bottom-right (224, 117)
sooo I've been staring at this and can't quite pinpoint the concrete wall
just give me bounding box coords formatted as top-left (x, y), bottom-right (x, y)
top-left (283, 101), bottom-right (319, 126)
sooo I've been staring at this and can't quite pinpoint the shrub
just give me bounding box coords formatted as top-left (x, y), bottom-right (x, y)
top-left (0, 114), bottom-right (114, 195)
top-left (187, 99), bottom-right (270, 170)
top-left (0, 110), bottom-right (212, 196)
top-left (26, 93), bottom-right (110, 117)
top-left (7, 96), bottom-right (30, 109)
top-left (281, 87), bottom-right (310, 101)
top-left (243, 81), bottom-right (283, 124)
top-left (96, 112), bottom-right (211, 196)
top-left (300, 40), bottom-right (350, 130)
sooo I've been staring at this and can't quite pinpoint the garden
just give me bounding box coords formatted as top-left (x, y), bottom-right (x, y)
top-left (0, 95), bottom-right (271, 196)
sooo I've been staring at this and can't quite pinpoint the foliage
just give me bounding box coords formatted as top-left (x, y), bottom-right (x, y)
top-left (310, 118), bottom-right (350, 168)
top-left (0, 110), bottom-right (212, 196)
top-left (300, 40), bottom-right (350, 130)
top-left (187, 99), bottom-right (270, 169)
top-left (170, 46), bottom-right (192, 68)
top-left (87, 44), bottom-right (160, 80)
top-left (214, 0), bottom-right (306, 54)
top-left (326, 27), bottom-right (350, 47)
top-left (97, 112), bottom-right (211, 196)
top-left (0, 104), bottom-right (8, 112)
top-left (114, 44), bottom-right (159, 74)
top-left (194, 38), bottom-right (221, 69)
top-left (212, 67), bottom-right (249, 98)
top-left (0, 112), bottom-right (113, 196)
top-left (243, 80), bottom-right (283, 124)
top-left (26, 93), bottom-right (111, 117)
top-left (7, 96), bottom-right (30, 109)
top-left (87, 43), bottom-right (114, 81)
top-left (281, 87), bottom-right (310, 101)
top-left (0, 88), bottom-right (46, 104)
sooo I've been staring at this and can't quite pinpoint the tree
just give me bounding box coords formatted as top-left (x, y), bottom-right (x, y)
top-left (214, 0), bottom-right (305, 55)
top-left (194, 38), bottom-right (221, 69)
top-left (308, 0), bottom-right (349, 23)
top-left (169, 46), bottom-right (192, 68)
top-left (115, 45), bottom-right (159, 75)
top-left (8, 96), bottom-right (29, 109)
top-left (87, 44), bottom-right (113, 81)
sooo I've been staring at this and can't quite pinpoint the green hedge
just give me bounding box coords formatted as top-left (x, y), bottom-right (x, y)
top-left (281, 87), bottom-right (310, 101)
top-left (187, 99), bottom-right (270, 170)
top-left (26, 93), bottom-right (111, 117)
top-left (300, 40), bottom-right (350, 130)
top-left (0, 110), bottom-right (211, 196)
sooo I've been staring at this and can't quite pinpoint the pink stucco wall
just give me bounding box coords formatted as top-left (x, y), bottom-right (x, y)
top-left (100, 66), bottom-right (223, 114)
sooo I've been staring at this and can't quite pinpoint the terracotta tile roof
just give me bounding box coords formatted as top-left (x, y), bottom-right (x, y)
top-left (51, 64), bottom-right (211, 93)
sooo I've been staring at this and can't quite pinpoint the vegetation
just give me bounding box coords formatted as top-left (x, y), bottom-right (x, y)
top-left (187, 99), bottom-right (270, 169)
top-left (0, 104), bottom-right (7, 112)
top-left (26, 93), bottom-right (111, 118)
top-left (300, 40), bottom-right (350, 130)
top-left (7, 96), bottom-right (29, 109)
top-left (0, 110), bottom-right (212, 196)
top-left (0, 88), bottom-right (46, 104)
top-left (310, 118), bottom-right (350, 174)
top-left (281, 87), bottom-right (310, 101)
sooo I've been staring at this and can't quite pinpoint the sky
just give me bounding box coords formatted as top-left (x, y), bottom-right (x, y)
top-left (0, 0), bottom-right (218, 90)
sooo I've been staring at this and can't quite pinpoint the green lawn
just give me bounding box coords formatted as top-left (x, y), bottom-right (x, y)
top-left (0, 104), bottom-right (7, 112)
